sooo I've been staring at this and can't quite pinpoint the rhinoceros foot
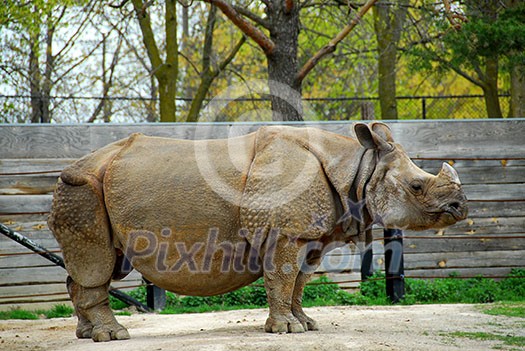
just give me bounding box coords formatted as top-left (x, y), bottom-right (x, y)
top-left (75, 318), bottom-right (93, 339)
top-left (293, 310), bottom-right (319, 331)
top-left (265, 314), bottom-right (305, 333)
top-left (91, 323), bottom-right (130, 342)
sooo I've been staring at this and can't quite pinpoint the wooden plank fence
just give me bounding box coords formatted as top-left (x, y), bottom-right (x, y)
top-left (1, 120), bottom-right (524, 310)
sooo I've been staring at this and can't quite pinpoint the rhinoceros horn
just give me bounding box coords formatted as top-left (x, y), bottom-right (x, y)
top-left (438, 162), bottom-right (461, 185)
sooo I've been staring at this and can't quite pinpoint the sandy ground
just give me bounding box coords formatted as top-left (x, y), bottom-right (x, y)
top-left (1, 304), bottom-right (524, 351)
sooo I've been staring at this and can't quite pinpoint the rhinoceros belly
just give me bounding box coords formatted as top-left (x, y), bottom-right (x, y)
top-left (103, 133), bottom-right (262, 295)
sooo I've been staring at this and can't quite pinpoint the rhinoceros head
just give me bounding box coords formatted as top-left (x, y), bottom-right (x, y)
top-left (354, 122), bottom-right (468, 231)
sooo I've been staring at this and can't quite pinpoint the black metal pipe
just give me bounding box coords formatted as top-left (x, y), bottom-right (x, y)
top-left (0, 223), bottom-right (151, 313)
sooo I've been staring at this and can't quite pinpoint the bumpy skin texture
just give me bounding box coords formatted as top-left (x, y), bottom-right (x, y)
top-left (48, 124), bottom-right (467, 341)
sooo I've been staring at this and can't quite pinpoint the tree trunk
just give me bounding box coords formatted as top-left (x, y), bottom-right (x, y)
top-left (483, 56), bottom-right (503, 118)
top-left (41, 19), bottom-right (55, 123)
top-left (146, 75), bottom-right (158, 122)
top-left (373, 0), bottom-right (408, 120)
top-left (158, 76), bottom-right (177, 122)
top-left (510, 64), bottom-right (525, 117)
top-left (187, 76), bottom-right (213, 122)
top-left (29, 25), bottom-right (42, 123)
top-left (266, 0), bottom-right (302, 121)
top-left (131, 0), bottom-right (178, 122)
top-left (159, 0), bottom-right (178, 122)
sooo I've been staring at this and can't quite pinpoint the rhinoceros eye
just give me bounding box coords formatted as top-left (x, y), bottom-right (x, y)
top-left (410, 181), bottom-right (423, 194)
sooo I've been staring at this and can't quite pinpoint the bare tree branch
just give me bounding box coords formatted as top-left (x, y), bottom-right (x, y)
top-left (232, 4), bottom-right (270, 29)
top-left (88, 34), bottom-right (124, 123)
top-left (296, 0), bottom-right (378, 84)
top-left (216, 35), bottom-right (246, 74)
top-left (201, 0), bottom-right (275, 54)
top-left (442, 0), bottom-right (467, 30)
top-left (53, 2), bottom-right (97, 66)
top-left (202, 4), bottom-right (218, 74)
top-left (179, 52), bottom-right (201, 75)
top-left (109, 0), bottom-right (130, 8)
top-left (131, 0), bottom-right (163, 72)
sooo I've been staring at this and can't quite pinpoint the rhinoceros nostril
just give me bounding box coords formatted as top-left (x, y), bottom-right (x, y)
top-left (449, 201), bottom-right (461, 210)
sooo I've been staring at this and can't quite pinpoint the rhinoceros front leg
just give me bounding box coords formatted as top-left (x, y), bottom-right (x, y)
top-left (292, 267), bottom-right (320, 331)
top-left (263, 237), bottom-right (307, 333)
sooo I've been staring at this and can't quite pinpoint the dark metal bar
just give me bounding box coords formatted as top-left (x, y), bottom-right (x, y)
top-left (384, 228), bottom-right (405, 303)
top-left (360, 244), bottom-right (374, 282)
top-left (144, 278), bottom-right (166, 311)
top-left (422, 97), bottom-right (427, 120)
top-left (0, 223), bottom-right (151, 313)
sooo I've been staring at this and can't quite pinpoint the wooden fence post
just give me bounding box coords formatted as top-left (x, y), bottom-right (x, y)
top-left (384, 228), bottom-right (405, 303)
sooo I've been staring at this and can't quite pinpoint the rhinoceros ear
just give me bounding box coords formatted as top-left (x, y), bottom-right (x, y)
top-left (354, 123), bottom-right (392, 151)
top-left (370, 122), bottom-right (394, 142)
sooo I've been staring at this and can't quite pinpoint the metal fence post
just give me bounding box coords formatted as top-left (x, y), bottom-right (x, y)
top-left (144, 278), bottom-right (166, 311)
top-left (384, 228), bottom-right (405, 303)
top-left (422, 97), bottom-right (427, 119)
top-left (360, 244), bottom-right (374, 282)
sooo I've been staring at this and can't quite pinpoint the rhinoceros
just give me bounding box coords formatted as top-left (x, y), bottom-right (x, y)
top-left (48, 122), bottom-right (467, 342)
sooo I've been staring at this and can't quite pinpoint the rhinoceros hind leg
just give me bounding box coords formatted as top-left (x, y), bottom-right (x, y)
top-left (67, 276), bottom-right (93, 338)
top-left (50, 179), bottom-right (126, 341)
top-left (67, 277), bottom-right (129, 342)
top-left (263, 238), bottom-right (306, 334)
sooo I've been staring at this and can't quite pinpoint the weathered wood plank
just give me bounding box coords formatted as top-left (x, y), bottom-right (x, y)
top-left (0, 159), bottom-right (74, 174)
top-left (0, 195), bottom-right (52, 214)
top-left (0, 265), bottom-right (67, 286)
top-left (462, 201), bottom-right (525, 218)
top-left (403, 236), bottom-right (525, 254)
top-left (386, 120), bottom-right (525, 159)
top-left (0, 283), bottom-right (68, 300)
top-left (462, 184), bottom-right (525, 201)
top-left (404, 267), bottom-right (519, 279)
top-left (1, 120), bottom-right (524, 159)
top-left (320, 245), bottom-right (525, 272)
top-left (415, 159), bottom-right (525, 168)
top-left (403, 250), bottom-right (525, 270)
top-left (407, 216), bottom-right (525, 235)
top-left (0, 125), bottom-right (92, 159)
top-left (0, 213), bottom-right (49, 224)
top-left (0, 174), bottom-right (58, 195)
top-left (0, 271), bottom-right (142, 298)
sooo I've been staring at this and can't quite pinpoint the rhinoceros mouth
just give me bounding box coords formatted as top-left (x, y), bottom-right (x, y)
top-left (441, 202), bottom-right (467, 221)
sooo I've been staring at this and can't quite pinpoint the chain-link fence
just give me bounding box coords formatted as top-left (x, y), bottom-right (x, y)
top-left (0, 94), bottom-right (512, 123)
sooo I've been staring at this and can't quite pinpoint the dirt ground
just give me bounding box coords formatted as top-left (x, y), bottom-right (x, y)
top-left (1, 304), bottom-right (524, 351)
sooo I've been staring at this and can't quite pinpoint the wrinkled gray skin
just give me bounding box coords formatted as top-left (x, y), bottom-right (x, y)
top-left (48, 122), bottom-right (467, 342)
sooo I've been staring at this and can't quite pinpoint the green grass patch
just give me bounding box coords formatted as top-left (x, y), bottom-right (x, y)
top-left (0, 304), bottom-right (74, 320)
top-left (447, 331), bottom-right (525, 347)
top-left (0, 309), bottom-right (39, 320)
top-left (41, 304), bottom-right (74, 319)
top-left (483, 302), bottom-right (525, 319)
top-left (114, 311), bottom-right (132, 316)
